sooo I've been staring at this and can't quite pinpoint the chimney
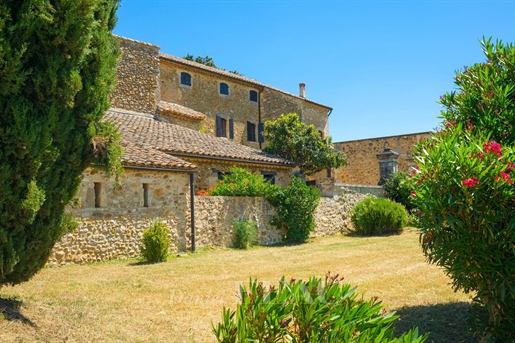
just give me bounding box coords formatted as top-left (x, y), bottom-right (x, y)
top-left (299, 83), bottom-right (306, 98)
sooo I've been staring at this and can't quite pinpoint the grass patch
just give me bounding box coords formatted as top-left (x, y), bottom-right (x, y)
top-left (0, 230), bottom-right (474, 342)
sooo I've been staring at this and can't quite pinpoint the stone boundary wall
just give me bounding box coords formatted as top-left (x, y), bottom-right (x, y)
top-left (49, 191), bottom-right (369, 266)
top-left (335, 183), bottom-right (385, 198)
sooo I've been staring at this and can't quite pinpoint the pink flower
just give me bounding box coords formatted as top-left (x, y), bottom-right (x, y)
top-left (462, 177), bottom-right (480, 188)
top-left (500, 171), bottom-right (514, 184)
top-left (484, 141), bottom-right (502, 158)
top-left (411, 191), bottom-right (417, 197)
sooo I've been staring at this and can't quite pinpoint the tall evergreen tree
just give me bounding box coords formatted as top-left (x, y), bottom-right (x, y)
top-left (0, 0), bottom-right (122, 285)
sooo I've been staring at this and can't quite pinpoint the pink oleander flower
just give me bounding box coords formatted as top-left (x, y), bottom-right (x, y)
top-left (500, 171), bottom-right (514, 184)
top-left (411, 191), bottom-right (417, 197)
top-left (462, 177), bottom-right (480, 188)
top-left (484, 141), bottom-right (502, 158)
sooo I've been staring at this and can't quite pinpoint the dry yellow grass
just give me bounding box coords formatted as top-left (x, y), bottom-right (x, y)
top-left (0, 230), bottom-right (474, 343)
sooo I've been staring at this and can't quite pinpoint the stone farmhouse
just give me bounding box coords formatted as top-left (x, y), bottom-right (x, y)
top-left (50, 36), bottom-right (339, 264)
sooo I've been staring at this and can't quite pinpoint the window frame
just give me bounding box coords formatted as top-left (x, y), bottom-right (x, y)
top-left (249, 90), bottom-right (258, 102)
top-left (219, 82), bottom-right (230, 96)
top-left (216, 114), bottom-right (234, 139)
top-left (180, 72), bottom-right (192, 87)
top-left (247, 121), bottom-right (257, 142)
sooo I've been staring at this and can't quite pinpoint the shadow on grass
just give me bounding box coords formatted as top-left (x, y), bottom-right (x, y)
top-left (0, 297), bottom-right (35, 327)
top-left (394, 302), bottom-right (477, 343)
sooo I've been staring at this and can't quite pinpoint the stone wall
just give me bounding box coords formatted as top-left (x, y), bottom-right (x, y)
top-left (110, 36), bottom-right (160, 114)
top-left (49, 186), bottom-right (368, 266)
top-left (333, 132), bottom-right (431, 186)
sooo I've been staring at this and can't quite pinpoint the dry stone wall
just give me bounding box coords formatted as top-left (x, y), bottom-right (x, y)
top-left (334, 132), bottom-right (430, 186)
top-left (49, 186), bottom-right (369, 266)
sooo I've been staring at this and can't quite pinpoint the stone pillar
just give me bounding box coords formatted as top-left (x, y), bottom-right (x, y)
top-left (376, 148), bottom-right (399, 185)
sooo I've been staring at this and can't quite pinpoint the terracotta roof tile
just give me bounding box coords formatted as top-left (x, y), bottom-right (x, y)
top-left (157, 101), bottom-right (206, 122)
top-left (106, 108), bottom-right (296, 167)
top-left (121, 140), bottom-right (197, 170)
top-left (159, 53), bottom-right (332, 111)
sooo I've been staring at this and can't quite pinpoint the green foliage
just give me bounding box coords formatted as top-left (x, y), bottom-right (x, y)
top-left (141, 220), bottom-right (170, 263)
top-left (0, 0), bottom-right (121, 285)
top-left (212, 273), bottom-right (428, 343)
top-left (383, 172), bottom-right (417, 212)
top-left (183, 54), bottom-right (242, 75)
top-left (350, 196), bottom-right (408, 236)
top-left (232, 219), bottom-right (258, 249)
top-left (411, 127), bottom-right (515, 339)
top-left (266, 176), bottom-right (320, 244)
top-left (440, 37), bottom-right (515, 145)
top-left (411, 38), bottom-right (515, 340)
top-left (263, 113), bottom-right (347, 175)
top-left (208, 167), bottom-right (276, 197)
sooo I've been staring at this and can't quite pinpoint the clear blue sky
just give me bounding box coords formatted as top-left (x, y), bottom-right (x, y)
top-left (113, 0), bottom-right (515, 142)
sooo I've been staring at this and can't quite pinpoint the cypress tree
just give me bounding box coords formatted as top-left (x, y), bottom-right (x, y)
top-left (0, 0), bottom-right (121, 285)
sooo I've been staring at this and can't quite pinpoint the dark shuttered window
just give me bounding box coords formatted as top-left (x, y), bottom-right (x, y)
top-left (180, 72), bottom-right (191, 86)
top-left (249, 90), bottom-right (258, 102)
top-left (247, 121), bottom-right (256, 142)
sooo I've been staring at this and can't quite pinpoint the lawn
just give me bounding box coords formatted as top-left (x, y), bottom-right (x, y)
top-left (0, 230), bottom-right (475, 343)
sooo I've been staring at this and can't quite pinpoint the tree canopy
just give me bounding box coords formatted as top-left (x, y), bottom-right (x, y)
top-left (0, 0), bottom-right (122, 285)
top-left (263, 113), bottom-right (346, 175)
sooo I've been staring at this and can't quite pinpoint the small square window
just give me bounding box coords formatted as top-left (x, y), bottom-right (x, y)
top-left (180, 72), bottom-right (191, 86)
top-left (220, 82), bottom-right (229, 95)
top-left (249, 90), bottom-right (258, 102)
top-left (261, 172), bottom-right (276, 185)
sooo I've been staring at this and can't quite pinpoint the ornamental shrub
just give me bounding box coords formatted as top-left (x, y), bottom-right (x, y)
top-left (208, 167), bottom-right (277, 197)
top-left (350, 196), bottom-right (408, 235)
top-left (411, 126), bottom-right (515, 339)
top-left (212, 273), bottom-right (428, 342)
top-left (266, 176), bottom-right (320, 244)
top-left (232, 219), bottom-right (258, 249)
top-left (141, 220), bottom-right (170, 263)
top-left (411, 37), bottom-right (515, 340)
top-left (383, 172), bottom-right (417, 212)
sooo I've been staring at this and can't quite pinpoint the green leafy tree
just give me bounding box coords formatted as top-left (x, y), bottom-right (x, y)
top-left (0, 0), bottom-right (122, 286)
top-left (411, 38), bottom-right (515, 339)
top-left (183, 54), bottom-right (242, 75)
top-left (263, 113), bottom-right (347, 175)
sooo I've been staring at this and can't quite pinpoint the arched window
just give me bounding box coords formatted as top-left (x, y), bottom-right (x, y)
top-left (219, 82), bottom-right (229, 95)
top-left (180, 72), bottom-right (191, 86)
top-left (249, 90), bottom-right (258, 102)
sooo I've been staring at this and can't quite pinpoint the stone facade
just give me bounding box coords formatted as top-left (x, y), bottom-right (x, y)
top-left (49, 185), bottom-right (369, 266)
top-left (158, 55), bottom-right (331, 152)
top-left (333, 132), bottom-right (431, 186)
top-left (110, 37), bottom-right (160, 115)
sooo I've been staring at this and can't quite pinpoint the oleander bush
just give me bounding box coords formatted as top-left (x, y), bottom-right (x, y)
top-left (350, 196), bottom-right (408, 236)
top-left (232, 219), bottom-right (258, 249)
top-left (212, 273), bottom-right (428, 342)
top-left (410, 38), bottom-right (515, 340)
top-left (140, 220), bottom-right (170, 263)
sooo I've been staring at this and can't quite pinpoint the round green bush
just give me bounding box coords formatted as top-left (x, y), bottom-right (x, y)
top-left (350, 196), bottom-right (408, 235)
top-left (141, 220), bottom-right (170, 263)
top-left (383, 171), bottom-right (417, 212)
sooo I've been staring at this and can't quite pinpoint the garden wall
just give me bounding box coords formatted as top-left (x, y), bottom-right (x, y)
top-left (48, 189), bottom-right (368, 266)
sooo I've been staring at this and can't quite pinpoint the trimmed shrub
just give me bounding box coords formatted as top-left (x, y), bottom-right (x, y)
top-left (232, 219), bottom-right (258, 249)
top-left (140, 220), bottom-right (170, 263)
top-left (212, 273), bottom-right (428, 342)
top-left (266, 176), bottom-right (320, 243)
top-left (350, 196), bottom-right (408, 235)
top-left (383, 171), bottom-right (416, 211)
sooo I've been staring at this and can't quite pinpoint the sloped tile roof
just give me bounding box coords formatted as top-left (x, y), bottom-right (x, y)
top-left (121, 140), bottom-right (196, 170)
top-left (106, 108), bottom-right (296, 167)
top-left (157, 101), bottom-right (206, 122)
top-left (159, 53), bottom-right (332, 111)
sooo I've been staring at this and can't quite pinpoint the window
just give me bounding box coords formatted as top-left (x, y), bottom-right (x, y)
top-left (261, 172), bottom-right (276, 185)
top-left (326, 168), bottom-right (332, 178)
top-left (318, 130), bottom-right (325, 139)
top-left (306, 180), bottom-right (316, 187)
top-left (249, 90), bottom-right (258, 102)
top-left (247, 121), bottom-right (256, 142)
top-left (143, 183), bottom-right (150, 207)
top-left (219, 82), bottom-right (229, 95)
top-left (94, 182), bottom-right (102, 208)
top-left (216, 115), bottom-right (234, 138)
top-left (180, 72), bottom-right (191, 86)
